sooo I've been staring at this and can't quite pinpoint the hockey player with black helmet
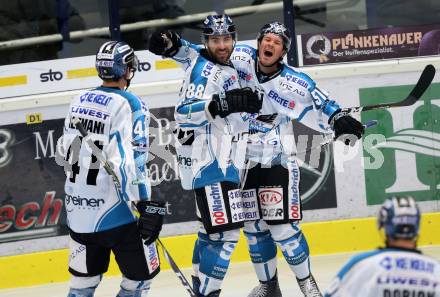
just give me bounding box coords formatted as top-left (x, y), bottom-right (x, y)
top-left (59, 41), bottom-right (165, 297)
top-left (324, 196), bottom-right (440, 297)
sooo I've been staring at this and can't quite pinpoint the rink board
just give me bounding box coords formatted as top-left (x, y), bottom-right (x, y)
top-left (0, 212), bottom-right (439, 289)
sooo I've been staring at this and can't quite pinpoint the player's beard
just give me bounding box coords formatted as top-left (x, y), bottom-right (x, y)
top-left (213, 48), bottom-right (232, 64)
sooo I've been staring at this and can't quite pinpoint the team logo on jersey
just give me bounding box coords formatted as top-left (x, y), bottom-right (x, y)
top-left (201, 62), bottom-right (215, 77)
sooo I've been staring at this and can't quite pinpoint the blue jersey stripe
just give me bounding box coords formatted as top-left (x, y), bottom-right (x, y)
top-left (336, 249), bottom-right (385, 280)
top-left (296, 105), bottom-right (313, 122)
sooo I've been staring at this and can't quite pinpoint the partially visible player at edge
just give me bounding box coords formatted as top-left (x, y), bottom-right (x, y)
top-left (324, 196), bottom-right (440, 297)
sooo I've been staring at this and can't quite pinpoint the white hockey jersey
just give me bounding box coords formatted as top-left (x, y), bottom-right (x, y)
top-left (59, 86), bottom-right (151, 233)
top-left (173, 45), bottom-right (249, 190)
top-left (324, 248), bottom-right (440, 297)
top-left (230, 44), bottom-right (338, 164)
top-left (174, 41), bottom-right (339, 165)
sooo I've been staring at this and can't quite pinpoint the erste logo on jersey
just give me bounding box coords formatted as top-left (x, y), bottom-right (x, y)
top-left (268, 90), bottom-right (294, 109)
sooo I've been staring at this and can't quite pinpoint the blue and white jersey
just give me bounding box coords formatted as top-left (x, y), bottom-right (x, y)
top-left (59, 86), bottom-right (151, 233)
top-left (174, 45), bottom-right (248, 190)
top-left (231, 44), bottom-right (338, 163)
top-left (174, 41), bottom-right (340, 164)
top-left (324, 248), bottom-right (440, 297)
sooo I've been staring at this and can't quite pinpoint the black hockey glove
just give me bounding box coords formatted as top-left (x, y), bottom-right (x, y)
top-left (148, 30), bottom-right (181, 57)
top-left (136, 200), bottom-right (166, 245)
top-left (208, 87), bottom-right (263, 118)
top-left (330, 110), bottom-right (365, 146)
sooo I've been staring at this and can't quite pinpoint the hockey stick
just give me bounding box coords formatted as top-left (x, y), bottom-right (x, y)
top-left (73, 118), bottom-right (122, 189)
top-left (293, 119), bottom-right (378, 156)
top-left (73, 118), bottom-right (196, 296)
top-left (342, 64), bottom-right (436, 114)
top-left (157, 239), bottom-right (197, 297)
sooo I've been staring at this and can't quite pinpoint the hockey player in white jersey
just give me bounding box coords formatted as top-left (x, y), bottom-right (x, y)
top-left (324, 196), bottom-right (440, 297)
top-left (57, 41), bottom-right (165, 297)
top-left (149, 15), bottom-right (262, 297)
top-left (150, 21), bottom-right (365, 297)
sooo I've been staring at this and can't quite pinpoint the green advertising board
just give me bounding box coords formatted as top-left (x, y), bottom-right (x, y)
top-left (360, 82), bottom-right (440, 205)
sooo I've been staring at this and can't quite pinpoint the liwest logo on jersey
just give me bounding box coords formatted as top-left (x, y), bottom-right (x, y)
top-left (360, 82), bottom-right (440, 205)
top-left (71, 106), bottom-right (110, 120)
top-left (259, 187), bottom-right (284, 220)
top-left (206, 183), bottom-right (228, 226)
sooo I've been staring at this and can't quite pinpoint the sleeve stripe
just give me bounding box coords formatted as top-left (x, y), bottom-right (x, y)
top-left (179, 120), bottom-right (208, 128)
top-left (296, 105), bottom-right (313, 122)
top-left (176, 100), bottom-right (206, 115)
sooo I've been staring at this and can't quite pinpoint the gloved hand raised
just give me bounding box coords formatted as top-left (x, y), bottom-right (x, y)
top-left (136, 200), bottom-right (166, 245)
top-left (148, 30), bottom-right (181, 57)
top-left (208, 87), bottom-right (263, 118)
top-left (329, 110), bottom-right (365, 146)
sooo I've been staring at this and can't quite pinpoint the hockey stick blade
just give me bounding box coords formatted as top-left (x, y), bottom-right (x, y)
top-left (345, 64), bottom-right (436, 113)
top-left (157, 239), bottom-right (197, 297)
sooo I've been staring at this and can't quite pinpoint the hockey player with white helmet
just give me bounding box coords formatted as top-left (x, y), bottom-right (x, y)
top-left (58, 40), bottom-right (165, 297)
top-left (324, 196), bottom-right (440, 297)
top-left (150, 14), bottom-right (262, 297)
top-left (149, 20), bottom-right (364, 297)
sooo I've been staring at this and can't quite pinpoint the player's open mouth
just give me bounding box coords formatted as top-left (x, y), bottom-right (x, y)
top-left (263, 50), bottom-right (273, 57)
